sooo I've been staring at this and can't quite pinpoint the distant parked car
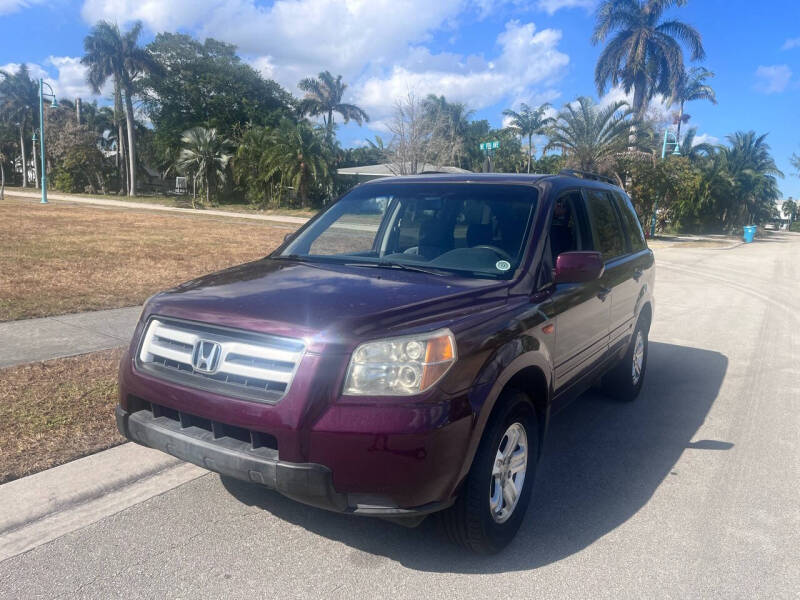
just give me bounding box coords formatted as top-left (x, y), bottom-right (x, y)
top-left (116, 171), bottom-right (655, 553)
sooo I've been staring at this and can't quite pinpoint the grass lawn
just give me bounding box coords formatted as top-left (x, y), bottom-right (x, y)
top-left (0, 196), bottom-right (298, 321)
top-left (0, 348), bottom-right (124, 484)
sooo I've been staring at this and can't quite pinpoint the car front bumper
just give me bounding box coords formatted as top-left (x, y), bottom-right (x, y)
top-left (116, 405), bottom-right (453, 517)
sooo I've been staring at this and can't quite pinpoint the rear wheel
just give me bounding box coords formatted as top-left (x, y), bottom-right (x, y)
top-left (441, 390), bottom-right (538, 554)
top-left (603, 317), bottom-right (648, 402)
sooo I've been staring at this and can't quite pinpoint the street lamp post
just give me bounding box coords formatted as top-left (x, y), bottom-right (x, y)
top-left (649, 127), bottom-right (681, 237)
top-left (37, 78), bottom-right (58, 204)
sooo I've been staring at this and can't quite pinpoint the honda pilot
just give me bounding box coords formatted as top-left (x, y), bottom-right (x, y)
top-left (116, 172), bottom-right (654, 553)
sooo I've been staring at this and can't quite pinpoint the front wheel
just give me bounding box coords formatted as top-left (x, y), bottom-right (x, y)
top-left (441, 390), bottom-right (538, 554)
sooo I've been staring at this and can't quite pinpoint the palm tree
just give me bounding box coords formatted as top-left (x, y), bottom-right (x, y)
top-left (0, 149), bottom-right (6, 199)
top-left (545, 96), bottom-right (636, 173)
top-left (592, 0), bottom-right (705, 120)
top-left (262, 119), bottom-right (331, 207)
top-left (723, 131), bottom-right (783, 225)
top-left (234, 125), bottom-right (279, 206)
top-left (671, 66), bottom-right (716, 141)
top-left (298, 71), bottom-right (369, 140)
top-left (422, 94), bottom-right (474, 167)
top-left (0, 65), bottom-right (39, 188)
top-left (82, 20), bottom-right (160, 196)
top-left (176, 127), bottom-right (234, 206)
top-left (502, 103), bottom-right (554, 173)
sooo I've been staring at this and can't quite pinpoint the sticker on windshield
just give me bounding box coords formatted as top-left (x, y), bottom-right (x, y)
top-left (496, 260), bottom-right (511, 272)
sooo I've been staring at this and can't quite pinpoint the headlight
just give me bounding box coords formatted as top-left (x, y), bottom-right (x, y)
top-left (343, 329), bottom-right (457, 396)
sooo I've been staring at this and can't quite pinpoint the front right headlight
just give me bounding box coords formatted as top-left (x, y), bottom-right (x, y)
top-left (343, 329), bottom-right (457, 396)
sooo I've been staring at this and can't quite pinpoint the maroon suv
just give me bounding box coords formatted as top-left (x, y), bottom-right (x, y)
top-left (117, 172), bottom-right (654, 553)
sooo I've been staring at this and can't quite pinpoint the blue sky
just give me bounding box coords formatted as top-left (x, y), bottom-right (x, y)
top-left (2, 0), bottom-right (799, 198)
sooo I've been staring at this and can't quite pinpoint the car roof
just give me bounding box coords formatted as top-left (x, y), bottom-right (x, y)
top-left (359, 172), bottom-right (623, 193)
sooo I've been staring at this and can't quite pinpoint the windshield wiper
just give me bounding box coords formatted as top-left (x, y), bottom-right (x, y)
top-left (344, 261), bottom-right (449, 277)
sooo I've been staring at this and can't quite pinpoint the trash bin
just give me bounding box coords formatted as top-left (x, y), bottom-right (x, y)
top-left (743, 225), bottom-right (756, 243)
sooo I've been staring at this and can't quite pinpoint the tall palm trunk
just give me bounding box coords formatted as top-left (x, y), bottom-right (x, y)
top-left (527, 133), bottom-right (532, 173)
top-left (118, 124), bottom-right (127, 194)
top-left (32, 136), bottom-right (39, 189)
top-left (327, 109), bottom-right (334, 141)
top-left (19, 124), bottom-right (27, 187)
top-left (675, 100), bottom-right (685, 143)
top-left (1, 158), bottom-right (5, 200)
top-left (123, 86), bottom-right (137, 196)
top-left (114, 82), bottom-right (126, 195)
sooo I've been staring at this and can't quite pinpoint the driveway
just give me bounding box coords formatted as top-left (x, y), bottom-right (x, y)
top-left (1, 233), bottom-right (798, 599)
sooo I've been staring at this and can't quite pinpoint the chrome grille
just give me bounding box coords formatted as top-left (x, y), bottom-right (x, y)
top-left (137, 317), bottom-right (306, 403)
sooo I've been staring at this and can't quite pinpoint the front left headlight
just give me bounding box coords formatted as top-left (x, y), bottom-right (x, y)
top-left (343, 329), bottom-right (457, 396)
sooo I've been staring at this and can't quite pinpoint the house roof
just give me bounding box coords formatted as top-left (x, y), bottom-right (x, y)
top-left (336, 163), bottom-right (472, 177)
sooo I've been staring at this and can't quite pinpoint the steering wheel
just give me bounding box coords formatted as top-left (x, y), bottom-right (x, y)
top-left (472, 245), bottom-right (513, 262)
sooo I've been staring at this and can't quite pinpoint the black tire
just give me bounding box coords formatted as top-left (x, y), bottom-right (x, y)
top-left (441, 389), bottom-right (539, 554)
top-left (603, 317), bottom-right (649, 402)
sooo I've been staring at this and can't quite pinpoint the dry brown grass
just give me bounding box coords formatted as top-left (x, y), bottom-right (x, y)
top-left (0, 348), bottom-right (125, 484)
top-left (0, 196), bottom-right (297, 321)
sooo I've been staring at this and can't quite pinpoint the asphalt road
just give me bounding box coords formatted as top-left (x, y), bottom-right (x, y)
top-left (2, 233), bottom-right (798, 599)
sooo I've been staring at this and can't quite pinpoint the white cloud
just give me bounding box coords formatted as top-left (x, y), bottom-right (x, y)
top-left (536, 0), bottom-right (595, 15)
top-left (596, 85), bottom-right (671, 122)
top-left (782, 37), bottom-right (800, 50)
top-left (754, 64), bottom-right (792, 94)
top-left (0, 61), bottom-right (48, 81)
top-left (46, 56), bottom-right (98, 100)
top-left (0, 0), bottom-right (43, 16)
top-left (356, 20), bottom-right (569, 122)
top-left (693, 133), bottom-right (719, 147)
top-left (0, 57), bottom-right (106, 101)
top-left (80, 0), bottom-right (551, 91)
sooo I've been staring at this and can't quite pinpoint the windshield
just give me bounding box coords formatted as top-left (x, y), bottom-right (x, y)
top-left (278, 183), bottom-right (538, 279)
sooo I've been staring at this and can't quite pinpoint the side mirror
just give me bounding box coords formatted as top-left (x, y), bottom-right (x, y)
top-left (284, 232), bottom-right (294, 243)
top-left (554, 251), bottom-right (604, 284)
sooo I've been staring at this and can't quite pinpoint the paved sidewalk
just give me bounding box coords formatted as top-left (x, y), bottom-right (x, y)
top-left (0, 306), bottom-right (141, 367)
top-left (7, 190), bottom-right (311, 226)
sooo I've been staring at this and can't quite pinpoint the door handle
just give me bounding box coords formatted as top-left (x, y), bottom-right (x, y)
top-left (597, 286), bottom-right (611, 301)
top-left (633, 268), bottom-right (643, 281)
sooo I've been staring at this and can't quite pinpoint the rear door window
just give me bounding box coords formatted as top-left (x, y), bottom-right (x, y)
top-left (584, 188), bottom-right (625, 261)
top-left (613, 192), bottom-right (647, 252)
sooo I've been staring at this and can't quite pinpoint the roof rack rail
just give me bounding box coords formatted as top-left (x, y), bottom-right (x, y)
top-left (558, 169), bottom-right (617, 186)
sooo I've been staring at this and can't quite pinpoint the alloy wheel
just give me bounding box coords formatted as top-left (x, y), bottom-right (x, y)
top-left (489, 422), bottom-right (528, 524)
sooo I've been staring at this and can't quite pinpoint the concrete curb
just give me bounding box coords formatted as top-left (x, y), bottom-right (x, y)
top-left (0, 443), bottom-right (206, 563)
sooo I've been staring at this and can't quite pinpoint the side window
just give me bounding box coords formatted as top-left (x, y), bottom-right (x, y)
top-left (613, 192), bottom-right (647, 252)
top-left (584, 188), bottom-right (625, 261)
top-left (549, 191), bottom-right (588, 263)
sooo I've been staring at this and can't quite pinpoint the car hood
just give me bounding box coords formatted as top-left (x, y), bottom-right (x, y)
top-left (144, 258), bottom-right (509, 351)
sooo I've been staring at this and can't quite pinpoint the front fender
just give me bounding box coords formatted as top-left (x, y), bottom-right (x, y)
top-left (451, 331), bottom-right (554, 496)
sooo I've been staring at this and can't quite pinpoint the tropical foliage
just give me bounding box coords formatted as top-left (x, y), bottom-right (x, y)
top-left (0, 11), bottom-right (790, 235)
